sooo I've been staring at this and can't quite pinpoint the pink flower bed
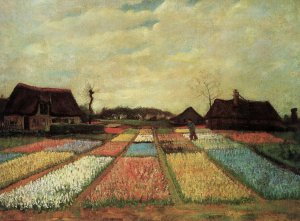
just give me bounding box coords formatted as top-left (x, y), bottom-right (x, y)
top-left (3, 139), bottom-right (74, 153)
top-left (226, 132), bottom-right (284, 144)
top-left (89, 142), bottom-right (129, 157)
top-left (86, 157), bottom-right (170, 203)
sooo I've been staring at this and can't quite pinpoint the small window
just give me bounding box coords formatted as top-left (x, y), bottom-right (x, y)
top-left (40, 103), bottom-right (49, 115)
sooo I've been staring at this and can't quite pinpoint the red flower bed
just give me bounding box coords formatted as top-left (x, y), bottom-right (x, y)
top-left (3, 139), bottom-right (74, 153)
top-left (227, 132), bottom-right (284, 144)
top-left (86, 157), bottom-right (170, 203)
top-left (89, 141), bottom-right (129, 157)
top-left (104, 127), bottom-right (125, 134)
top-left (160, 141), bottom-right (197, 153)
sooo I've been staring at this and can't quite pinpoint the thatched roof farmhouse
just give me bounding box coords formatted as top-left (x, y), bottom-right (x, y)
top-left (205, 89), bottom-right (284, 130)
top-left (170, 107), bottom-right (204, 125)
top-left (4, 83), bottom-right (82, 131)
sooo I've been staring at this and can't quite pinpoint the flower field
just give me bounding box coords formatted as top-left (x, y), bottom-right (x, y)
top-left (3, 139), bottom-right (74, 153)
top-left (166, 153), bottom-right (253, 203)
top-left (85, 157), bottom-right (170, 206)
top-left (104, 127), bottom-right (125, 134)
top-left (0, 137), bottom-right (44, 151)
top-left (174, 128), bottom-right (211, 134)
top-left (224, 132), bottom-right (284, 144)
top-left (157, 133), bottom-right (186, 142)
top-left (207, 148), bottom-right (300, 199)
top-left (125, 143), bottom-right (157, 157)
top-left (89, 142), bottom-right (129, 157)
top-left (111, 134), bottom-right (136, 142)
top-left (138, 129), bottom-right (153, 135)
top-left (188, 133), bottom-right (245, 150)
top-left (46, 140), bottom-right (102, 154)
top-left (0, 153), bottom-right (23, 164)
top-left (0, 152), bottom-right (74, 189)
top-left (0, 126), bottom-right (299, 212)
top-left (134, 134), bottom-right (154, 143)
top-left (0, 156), bottom-right (113, 210)
top-left (160, 141), bottom-right (197, 153)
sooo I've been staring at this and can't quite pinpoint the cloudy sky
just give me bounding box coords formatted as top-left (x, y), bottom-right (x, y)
top-left (0, 0), bottom-right (299, 115)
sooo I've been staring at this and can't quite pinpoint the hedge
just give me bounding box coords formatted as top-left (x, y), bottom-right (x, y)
top-left (50, 124), bottom-right (104, 135)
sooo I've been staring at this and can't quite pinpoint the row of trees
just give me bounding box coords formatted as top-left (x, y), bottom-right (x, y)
top-left (82, 73), bottom-right (221, 123)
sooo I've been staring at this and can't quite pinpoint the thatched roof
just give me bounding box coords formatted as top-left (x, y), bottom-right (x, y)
top-left (170, 107), bottom-right (204, 125)
top-left (5, 83), bottom-right (82, 117)
top-left (205, 99), bottom-right (282, 121)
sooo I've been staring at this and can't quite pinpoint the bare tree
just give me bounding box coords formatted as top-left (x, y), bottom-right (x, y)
top-left (83, 82), bottom-right (100, 124)
top-left (193, 71), bottom-right (221, 110)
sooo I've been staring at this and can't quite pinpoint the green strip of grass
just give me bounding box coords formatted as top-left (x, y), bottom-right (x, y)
top-left (84, 198), bottom-right (172, 208)
top-left (0, 137), bottom-right (44, 151)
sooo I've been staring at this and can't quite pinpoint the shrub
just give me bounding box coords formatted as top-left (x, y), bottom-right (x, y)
top-left (50, 124), bottom-right (104, 135)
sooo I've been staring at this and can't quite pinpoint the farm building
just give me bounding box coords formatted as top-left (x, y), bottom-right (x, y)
top-left (4, 83), bottom-right (82, 131)
top-left (0, 96), bottom-right (8, 128)
top-left (205, 89), bottom-right (284, 130)
top-left (170, 107), bottom-right (204, 125)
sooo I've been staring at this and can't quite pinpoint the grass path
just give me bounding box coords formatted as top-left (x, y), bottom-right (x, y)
top-left (153, 129), bottom-right (183, 205)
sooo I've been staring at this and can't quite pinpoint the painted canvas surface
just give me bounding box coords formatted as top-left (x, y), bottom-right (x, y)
top-left (0, 1), bottom-right (300, 220)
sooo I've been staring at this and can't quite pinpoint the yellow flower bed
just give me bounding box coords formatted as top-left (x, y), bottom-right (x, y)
top-left (166, 153), bottom-right (252, 202)
top-left (174, 128), bottom-right (190, 133)
top-left (111, 134), bottom-right (136, 142)
top-left (0, 151), bottom-right (74, 189)
top-left (138, 129), bottom-right (153, 135)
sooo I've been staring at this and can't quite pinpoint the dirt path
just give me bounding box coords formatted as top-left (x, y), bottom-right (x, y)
top-left (153, 129), bottom-right (183, 205)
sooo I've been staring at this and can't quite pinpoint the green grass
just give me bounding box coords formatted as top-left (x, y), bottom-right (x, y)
top-left (124, 128), bottom-right (139, 134)
top-left (272, 131), bottom-right (300, 144)
top-left (156, 128), bottom-right (173, 134)
top-left (51, 133), bottom-right (113, 141)
top-left (254, 143), bottom-right (300, 171)
top-left (0, 137), bottom-right (44, 151)
top-left (99, 119), bottom-right (172, 127)
top-left (84, 198), bottom-right (172, 208)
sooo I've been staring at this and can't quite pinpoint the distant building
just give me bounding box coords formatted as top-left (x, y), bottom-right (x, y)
top-left (170, 107), bottom-right (204, 125)
top-left (4, 83), bottom-right (82, 131)
top-left (0, 96), bottom-right (8, 128)
top-left (205, 89), bottom-right (284, 131)
top-left (291, 108), bottom-right (298, 123)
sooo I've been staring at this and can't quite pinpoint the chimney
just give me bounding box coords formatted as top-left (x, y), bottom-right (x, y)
top-left (291, 108), bottom-right (298, 123)
top-left (233, 89), bottom-right (239, 106)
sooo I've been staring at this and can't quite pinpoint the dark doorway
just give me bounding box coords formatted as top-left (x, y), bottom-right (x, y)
top-left (24, 117), bottom-right (30, 130)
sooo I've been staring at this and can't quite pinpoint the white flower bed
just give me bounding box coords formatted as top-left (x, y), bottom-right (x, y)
top-left (183, 133), bottom-right (245, 150)
top-left (46, 140), bottom-right (102, 153)
top-left (134, 134), bottom-right (154, 143)
top-left (182, 133), bottom-right (224, 140)
top-left (0, 156), bottom-right (113, 210)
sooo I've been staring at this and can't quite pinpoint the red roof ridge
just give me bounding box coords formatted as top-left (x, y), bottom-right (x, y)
top-left (16, 83), bottom-right (71, 93)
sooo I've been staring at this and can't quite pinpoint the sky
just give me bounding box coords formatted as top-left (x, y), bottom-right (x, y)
top-left (0, 0), bottom-right (299, 116)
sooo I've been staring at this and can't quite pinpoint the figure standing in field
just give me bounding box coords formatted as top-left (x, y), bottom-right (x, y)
top-left (187, 119), bottom-right (198, 140)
